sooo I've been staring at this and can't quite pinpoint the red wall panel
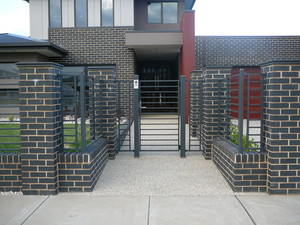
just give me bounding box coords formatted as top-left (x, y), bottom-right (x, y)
top-left (231, 67), bottom-right (262, 119)
top-left (180, 11), bottom-right (195, 122)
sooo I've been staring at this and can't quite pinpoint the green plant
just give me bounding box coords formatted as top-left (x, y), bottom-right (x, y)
top-left (229, 124), bottom-right (259, 152)
top-left (8, 115), bottom-right (14, 122)
top-left (0, 124), bottom-right (20, 152)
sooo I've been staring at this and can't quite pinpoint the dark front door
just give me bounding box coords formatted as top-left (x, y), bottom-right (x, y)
top-left (138, 61), bottom-right (179, 112)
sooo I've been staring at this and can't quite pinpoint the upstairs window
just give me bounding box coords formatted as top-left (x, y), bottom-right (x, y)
top-left (75, 0), bottom-right (88, 27)
top-left (148, 2), bottom-right (178, 24)
top-left (101, 0), bottom-right (114, 26)
top-left (49, 0), bottom-right (62, 27)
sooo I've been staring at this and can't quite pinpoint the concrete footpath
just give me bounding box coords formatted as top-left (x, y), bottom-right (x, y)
top-left (1, 194), bottom-right (300, 225)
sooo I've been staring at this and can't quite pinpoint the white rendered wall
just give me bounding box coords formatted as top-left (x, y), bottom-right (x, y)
top-left (114, 0), bottom-right (134, 26)
top-left (30, 0), bottom-right (134, 39)
top-left (30, 0), bottom-right (49, 40)
top-left (62, 0), bottom-right (75, 27)
top-left (88, 0), bottom-right (101, 27)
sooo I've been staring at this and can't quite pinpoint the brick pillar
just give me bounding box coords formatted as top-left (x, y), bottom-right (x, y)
top-left (190, 70), bottom-right (202, 137)
top-left (88, 67), bottom-right (117, 159)
top-left (261, 60), bottom-right (300, 195)
top-left (17, 62), bottom-right (63, 195)
top-left (202, 66), bottom-right (232, 159)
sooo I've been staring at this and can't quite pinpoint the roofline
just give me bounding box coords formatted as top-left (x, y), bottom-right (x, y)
top-left (0, 41), bottom-right (67, 54)
top-left (186, 0), bottom-right (196, 10)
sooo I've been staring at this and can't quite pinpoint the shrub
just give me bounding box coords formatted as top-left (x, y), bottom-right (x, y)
top-left (8, 115), bottom-right (14, 122)
top-left (230, 124), bottom-right (259, 152)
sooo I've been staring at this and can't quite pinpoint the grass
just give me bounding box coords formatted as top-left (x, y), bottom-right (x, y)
top-left (0, 123), bottom-right (20, 153)
top-left (63, 124), bottom-right (91, 152)
top-left (0, 123), bottom-right (91, 153)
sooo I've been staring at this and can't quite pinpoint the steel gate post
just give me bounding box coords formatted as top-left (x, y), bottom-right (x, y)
top-left (79, 73), bottom-right (86, 153)
top-left (133, 75), bottom-right (140, 157)
top-left (180, 75), bottom-right (186, 157)
top-left (238, 69), bottom-right (245, 153)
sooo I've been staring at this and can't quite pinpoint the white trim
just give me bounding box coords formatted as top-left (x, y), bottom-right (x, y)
top-left (62, 0), bottom-right (75, 27)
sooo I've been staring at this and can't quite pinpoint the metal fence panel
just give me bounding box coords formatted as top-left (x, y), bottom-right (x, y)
top-left (0, 79), bottom-right (20, 152)
top-left (218, 69), bottom-right (266, 153)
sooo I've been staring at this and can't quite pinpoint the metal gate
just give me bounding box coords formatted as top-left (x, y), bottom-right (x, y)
top-left (139, 79), bottom-right (180, 152)
top-left (131, 75), bottom-right (203, 157)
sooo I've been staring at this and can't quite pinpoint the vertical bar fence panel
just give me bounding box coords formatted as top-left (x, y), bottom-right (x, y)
top-left (116, 79), bottom-right (133, 152)
top-left (61, 73), bottom-right (103, 152)
top-left (0, 79), bottom-right (20, 152)
top-left (187, 78), bottom-right (204, 152)
top-left (180, 75), bottom-right (186, 157)
top-left (238, 69), bottom-right (245, 153)
top-left (217, 70), bottom-right (266, 153)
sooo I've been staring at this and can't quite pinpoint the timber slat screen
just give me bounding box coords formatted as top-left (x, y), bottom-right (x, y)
top-left (217, 69), bottom-right (266, 153)
top-left (0, 80), bottom-right (20, 152)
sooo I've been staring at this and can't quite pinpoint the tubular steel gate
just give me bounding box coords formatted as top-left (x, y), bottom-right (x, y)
top-left (129, 75), bottom-right (203, 157)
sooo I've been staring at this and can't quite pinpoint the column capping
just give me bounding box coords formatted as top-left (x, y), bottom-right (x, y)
top-left (203, 66), bottom-right (232, 70)
top-left (88, 65), bottom-right (116, 70)
top-left (17, 62), bottom-right (64, 69)
top-left (191, 70), bottom-right (202, 73)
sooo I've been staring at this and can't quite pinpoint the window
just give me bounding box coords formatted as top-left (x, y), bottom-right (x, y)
top-left (75, 0), bottom-right (88, 27)
top-left (101, 0), bottom-right (114, 26)
top-left (162, 2), bottom-right (177, 23)
top-left (0, 64), bottom-right (18, 79)
top-left (147, 2), bottom-right (178, 24)
top-left (0, 63), bottom-right (19, 106)
top-left (49, 0), bottom-right (62, 28)
top-left (0, 89), bottom-right (19, 106)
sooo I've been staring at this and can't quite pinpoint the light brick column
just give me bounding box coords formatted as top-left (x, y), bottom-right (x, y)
top-left (202, 66), bottom-right (232, 159)
top-left (261, 60), bottom-right (300, 195)
top-left (88, 67), bottom-right (117, 159)
top-left (17, 62), bottom-right (63, 195)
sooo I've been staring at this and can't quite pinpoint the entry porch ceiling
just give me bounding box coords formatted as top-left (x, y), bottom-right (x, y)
top-left (125, 31), bottom-right (182, 61)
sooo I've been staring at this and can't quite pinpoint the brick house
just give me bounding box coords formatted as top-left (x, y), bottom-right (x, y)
top-left (0, 0), bottom-right (300, 195)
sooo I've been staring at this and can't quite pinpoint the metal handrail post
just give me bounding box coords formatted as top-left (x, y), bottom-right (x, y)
top-left (180, 75), bottom-right (186, 158)
top-left (133, 75), bottom-right (140, 157)
top-left (238, 69), bottom-right (245, 153)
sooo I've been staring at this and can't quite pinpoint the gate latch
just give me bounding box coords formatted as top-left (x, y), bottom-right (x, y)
top-left (134, 80), bottom-right (139, 89)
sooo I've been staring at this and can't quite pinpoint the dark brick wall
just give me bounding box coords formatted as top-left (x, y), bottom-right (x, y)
top-left (18, 62), bottom-right (63, 195)
top-left (49, 27), bottom-right (135, 81)
top-left (196, 36), bottom-right (300, 68)
top-left (58, 138), bottom-right (108, 192)
top-left (262, 60), bottom-right (300, 195)
top-left (0, 153), bottom-right (22, 192)
top-left (190, 70), bottom-right (203, 137)
top-left (88, 67), bottom-right (118, 159)
top-left (202, 67), bottom-right (231, 159)
top-left (213, 138), bottom-right (267, 192)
